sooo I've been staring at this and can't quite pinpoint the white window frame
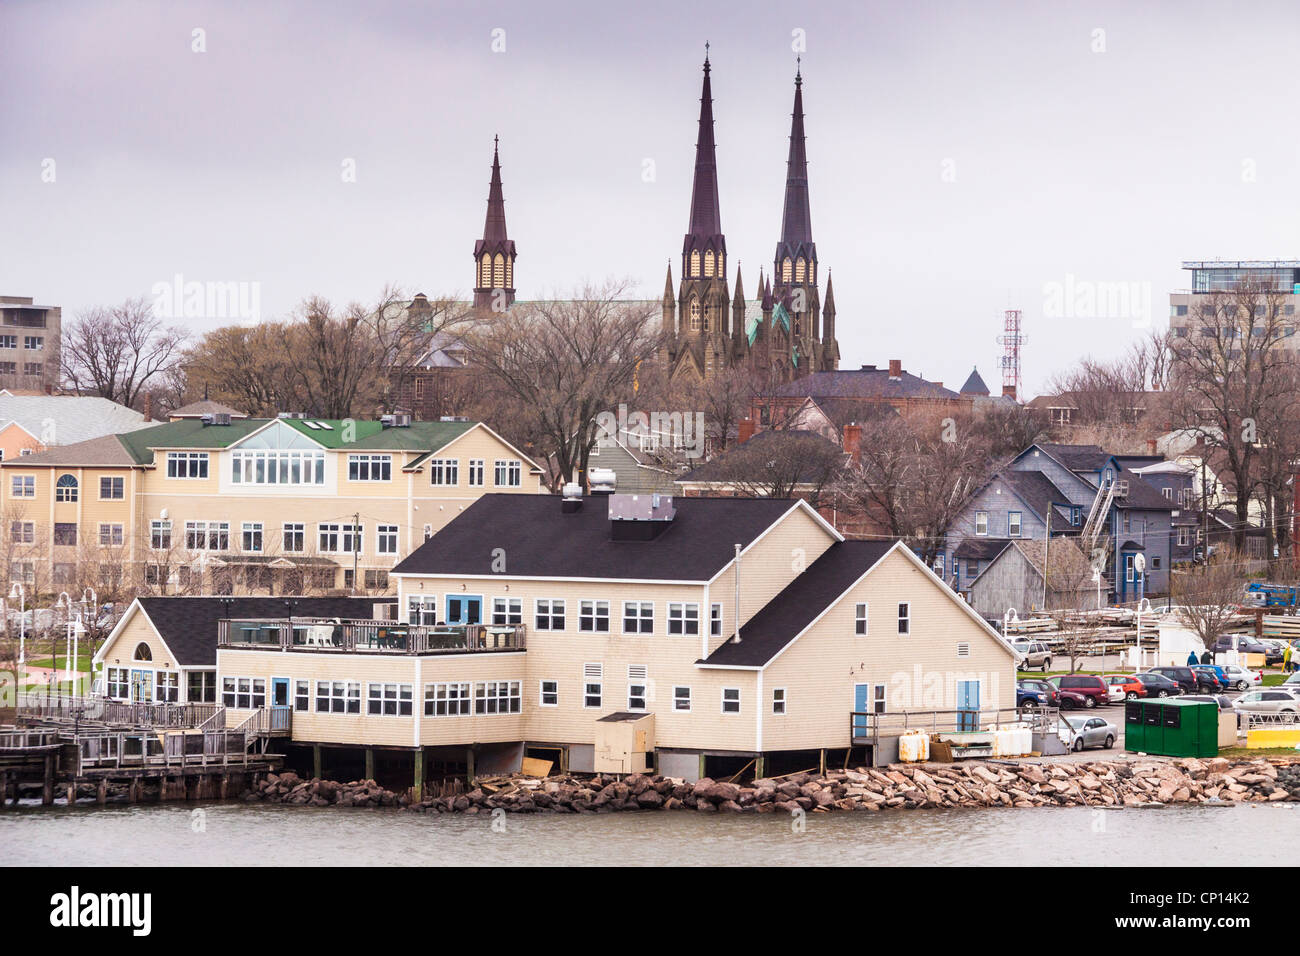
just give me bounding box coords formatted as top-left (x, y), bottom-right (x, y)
top-left (10, 475), bottom-right (34, 498)
top-left (425, 682), bottom-right (471, 716)
top-left (898, 602), bottom-right (911, 635)
top-left (429, 458), bottom-right (459, 486)
top-left (772, 687), bottom-right (786, 715)
top-left (376, 524), bottom-right (398, 555)
top-left (710, 603), bottom-right (722, 636)
top-left (99, 475), bottom-right (125, 500)
top-left (494, 459), bottom-right (522, 487)
top-left (98, 523), bottom-right (124, 547)
top-left (579, 599), bottom-right (610, 633)
top-left (975, 511), bottom-right (989, 536)
top-left (347, 453), bottom-right (392, 482)
top-left (721, 687), bottom-right (740, 714)
top-left (241, 521), bottom-right (263, 552)
top-left (468, 459), bottom-right (485, 487)
top-left (167, 452), bottom-right (210, 479)
top-left (583, 663), bottom-right (602, 709)
top-left (855, 602), bottom-right (868, 636)
top-left (474, 680), bottom-right (521, 715)
top-left (539, 680), bottom-right (559, 707)
top-left (282, 522), bottom-right (305, 553)
top-left (367, 682), bottom-right (413, 717)
top-left (314, 680), bottom-right (360, 714)
top-left (667, 602), bottom-right (700, 636)
top-left (622, 600), bottom-right (653, 635)
top-left (150, 520), bottom-right (171, 551)
top-left (1008, 511), bottom-right (1022, 537)
top-left (535, 598), bottom-right (566, 631)
top-left (492, 596), bottom-right (522, 626)
top-left (673, 685), bottom-right (691, 712)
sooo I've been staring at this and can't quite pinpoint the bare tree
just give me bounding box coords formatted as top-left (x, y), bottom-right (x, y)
top-left (835, 408), bottom-right (999, 564)
top-left (61, 298), bottom-right (188, 408)
top-left (1169, 278), bottom-right (1297, 551)
top-left (1171, 549), bottom-right (1250, 650)
top-left (467, 281), bottom-right (662, 492)
top-left (689, 429), bottom-right (847, 509)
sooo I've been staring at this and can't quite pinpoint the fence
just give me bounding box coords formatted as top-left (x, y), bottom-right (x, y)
top-left (77, 730), bottom-right (254, 771)
top-left (17, 692), bottom-right (221, 730)
top-left (217, 618), bottom-right (527, 655)
top-left (850, 706), bottom-right (1059, 745)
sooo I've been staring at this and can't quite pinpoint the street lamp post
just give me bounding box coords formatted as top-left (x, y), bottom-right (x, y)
top-left (55, 591), bottom-right (71, 694)
top-left (8, 583), bottom-right (25, 680)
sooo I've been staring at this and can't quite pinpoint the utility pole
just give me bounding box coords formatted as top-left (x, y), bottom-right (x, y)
top-left (1041, 511), bottom-right (1050, 610)
top-left (353, 512), bottom-right (361, 594)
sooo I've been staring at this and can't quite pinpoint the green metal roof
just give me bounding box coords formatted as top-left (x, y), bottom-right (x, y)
top-left (114, 417), bottom-right (479, 464)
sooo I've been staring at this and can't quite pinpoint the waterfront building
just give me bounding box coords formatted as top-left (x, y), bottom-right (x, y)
top-left (94, 492), bottom-right (1017, 787)
top-left (0, 415), bottom-right (544, 594)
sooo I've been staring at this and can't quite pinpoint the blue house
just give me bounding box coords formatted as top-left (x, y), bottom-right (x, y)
top-left (946, 443), bottom-right (1176, 604)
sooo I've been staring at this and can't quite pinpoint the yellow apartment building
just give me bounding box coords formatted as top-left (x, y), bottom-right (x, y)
top-left (1, 414), bottom-right (543, 596)
top-left (93, 491), bottom-right (1019, 788)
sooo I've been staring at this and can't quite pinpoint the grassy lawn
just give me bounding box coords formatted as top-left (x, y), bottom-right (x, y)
top-left (23, 653), bottom-right (94, 673)
top-left (1261, 673), bottom-right (1290, 687)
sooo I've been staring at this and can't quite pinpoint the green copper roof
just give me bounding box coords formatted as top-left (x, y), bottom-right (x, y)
top-left (114, 417), bottom-right (478, 464)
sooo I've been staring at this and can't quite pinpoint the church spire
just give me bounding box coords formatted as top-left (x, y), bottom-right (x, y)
top-left (473, 135), bottom-right (517, 310)
top-left (683, 47), bottom-right (725, 263)
top-left (774, 63), bottom-right (815, 285)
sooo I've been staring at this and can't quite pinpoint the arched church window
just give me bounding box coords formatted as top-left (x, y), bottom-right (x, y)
top-left (493, 254), bottom-right (505, 288)
top-left (689, 298), bottom-right (701, 331)
top-left (480, 254), bottom-right (492, 287)
top-left (795, 257), bottom-right (806, 283)
top-left (717, 253), bottom-right (724, 277)
top-left (782, 258), bottom-right (793, 283)
top-left (690, 250), bottom-right (701, 278)
top-left (505, 257), bottom-right (513, 288)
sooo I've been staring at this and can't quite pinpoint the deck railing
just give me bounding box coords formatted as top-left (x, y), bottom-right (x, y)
top-left (0, 728), bottom-right (60, 750)
top-left (850, 706), bottom-right (1058, 745)
top-left (217, 618), bottom-right (527, 655)
top-left (17, 692), bottom-right (222, 730)
top-left (78, 730), bottom-right (257, 771)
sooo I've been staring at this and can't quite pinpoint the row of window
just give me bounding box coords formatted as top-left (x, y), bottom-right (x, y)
top-left (974, 510), bottom-right (1023, 537)
top-left (0, 362), bottom-right (43, 376)
top-left (145, 520), bottom-right (400, 555)
top-left (409, 596), bottom-right (727, 636)
top-left (0, 335), bottom-right (44, 350)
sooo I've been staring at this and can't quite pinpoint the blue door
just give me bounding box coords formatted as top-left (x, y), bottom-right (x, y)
top-left (853, 683), bottom-right (869, 740)
top-left (445, 595), bottom-right (482, 626)
top-left (957, 680), bottom-right (980, 732)
top-left (271, 677), bottom-right (291, 709)
top-left (131, 669), bottom-right (152, 703)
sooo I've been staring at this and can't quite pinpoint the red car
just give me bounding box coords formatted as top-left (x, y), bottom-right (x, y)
top-left (1049, 674), bottom-right (1110, 709)
top-left (1103, 673), bottom-right (1145, 701)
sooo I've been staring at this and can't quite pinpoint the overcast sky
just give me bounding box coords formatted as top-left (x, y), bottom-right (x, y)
top-left (3, 0), bottom-right (1299, 396)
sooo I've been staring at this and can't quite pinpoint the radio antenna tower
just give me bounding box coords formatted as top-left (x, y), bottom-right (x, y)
top-left (997, 309), bottom-right (1025, 402)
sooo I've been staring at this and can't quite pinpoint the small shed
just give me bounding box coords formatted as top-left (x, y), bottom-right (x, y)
top-left (593, 712), bottom-right (655, 774)
top-left (967, 538), bottom-right (1096, 621)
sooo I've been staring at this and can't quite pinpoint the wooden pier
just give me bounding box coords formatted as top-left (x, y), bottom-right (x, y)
top-left (1, 696), bottom-right (284, 807)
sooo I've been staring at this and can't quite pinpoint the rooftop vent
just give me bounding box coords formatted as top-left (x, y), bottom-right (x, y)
top-left (200, 413), bottom-right (232, 426)
top-left (588, 467), bottom-right (617, 495)
top-left (608, 493), bottom-right (675, 541)
top-left (381, 413), bottom-right (412, 428)
top-left (561, 481), bottom-right (583, 513)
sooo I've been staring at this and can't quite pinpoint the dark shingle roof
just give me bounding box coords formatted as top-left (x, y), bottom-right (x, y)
top-left (1035, 443), bottom-right (1112, 473)
top-left (392, 494), bottom-right (812, 581)
top-left (1115, 467), bottom-right (1176, 512)
top-left (954, 538), bottom-right (1012, 561)
top-left (766, 367), bottom-right (959, 401)
top-left (959, 367), bottom-right (990, 396)
top-left (999, 471), bottom-right (1072, 520)
top-left (676, 429), bottom-right (846, 484)
top-left (703, 540), bottom-right (895, 667)
top-left (133, 596), bottom-right (391, 666)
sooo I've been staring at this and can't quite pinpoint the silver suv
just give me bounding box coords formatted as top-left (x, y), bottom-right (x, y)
top-left (1012, 640), bottom-right (1052, 671)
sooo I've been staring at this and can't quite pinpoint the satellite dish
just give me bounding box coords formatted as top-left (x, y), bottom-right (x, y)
top-left (1134, 554), bottom-right (1146, 573)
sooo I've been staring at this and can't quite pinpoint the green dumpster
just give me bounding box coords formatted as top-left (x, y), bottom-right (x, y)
top-left (1126, 698), bottom-right (1217, 757)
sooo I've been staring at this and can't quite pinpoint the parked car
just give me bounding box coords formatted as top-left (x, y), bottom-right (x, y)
top-left (1187, 666), bottom-right (1224, 693)
top-left (1102, 673), bottom-right (1145, 701)
top-left (1283, 671), bottom-right (1300, 689)
top-left (1048, 674), bottom-right (1110, 709)
top-left (1018, 678), bottom-right (1060, 708)
top-left (1221, 664), bottom-right (1262, 691)
top-left (1061, 715), bottom-right (1118, 752)
top-left (1191, 663), bottom-right (1230, 688)
top-left (1232, 690), bottom-right (1299, 716)
top-left (1012, 640), bottom-right (1052, 672)
top-left (1149, 666), bottom-right (1200, 694)
top-left (1180, 694), bottom-right (1235, 712)
top-left (1133, 672), bottom-right (1182, 698)
top-left (1017, 681), bottom-right (1051, 709)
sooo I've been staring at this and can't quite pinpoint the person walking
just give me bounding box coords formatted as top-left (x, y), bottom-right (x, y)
top-left (1285, 642), bottom-right (1294, 674)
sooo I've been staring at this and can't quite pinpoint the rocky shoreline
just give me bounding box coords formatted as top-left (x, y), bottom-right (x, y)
top-left (244, 756), bottom-right (1300, 814)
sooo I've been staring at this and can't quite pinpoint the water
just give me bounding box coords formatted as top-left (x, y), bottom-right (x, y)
top-left (2, 801), bottom-right (1294, 866)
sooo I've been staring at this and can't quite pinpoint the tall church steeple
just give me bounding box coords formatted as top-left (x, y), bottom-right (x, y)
top-left (473, 136), bottom-right (517, 310)
top-left (675, 45), bottom-right (730, 373)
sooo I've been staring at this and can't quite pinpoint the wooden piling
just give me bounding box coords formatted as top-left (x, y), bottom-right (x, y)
top-left (313, 744), bottom-right (322, 780)
top-left (413, 748), bottom-right (424, 801)
top-left (42, 755), bottom-right (53, 806)
top-left (96, 778), bottom-right (107, 805)
top-left (364, 747), bottom-right (374, 782)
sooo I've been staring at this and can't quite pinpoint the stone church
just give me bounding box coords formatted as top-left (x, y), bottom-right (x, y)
top-left (661, 53), bottom-right (840, 383)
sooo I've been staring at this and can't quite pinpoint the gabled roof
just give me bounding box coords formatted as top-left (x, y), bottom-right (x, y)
top-left (997, 470), bottom-right (1073, 521)
top-left (1032, 442), bottom-right (1113, 473)
top-left (101, 596), bottom-right (393, 667)
top-left (675, 428), bottom-right (846, 485)
top-left (392, 494), bottom-right (825, 582)
top-left (1006, 539), bottom-right (1094, 588)
top-left (954, 537), bottom-right (1012, 561)
top-left (765, 366), bottom-right (960, 401)
top-left (701, 540), bottom-right (893, 667)
top-left (0, 394), bottom-right (149, 444)
top-left (2, 433), bottom-right (139, 467)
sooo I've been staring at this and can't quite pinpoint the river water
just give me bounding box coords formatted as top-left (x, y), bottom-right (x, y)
top-left (2, 801), bottom-right (1295, 866)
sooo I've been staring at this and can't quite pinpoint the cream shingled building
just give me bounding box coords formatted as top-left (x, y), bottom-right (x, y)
top-left (94, 492), bottom-right (1019, 787)
top-left (1, 414), bottom-right (543, 595)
